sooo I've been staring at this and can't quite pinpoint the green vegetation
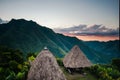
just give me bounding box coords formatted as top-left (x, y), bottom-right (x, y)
top-left (0, 46), bottom-right (35, 80)
top-left (0, 45), bottom-right (120, 80)
top-left (88, 59), bottom-right (120, 80)
top-left (112, 58), bottom-right (120, 71)
top-left (85, 40), bottom-right (120, 63)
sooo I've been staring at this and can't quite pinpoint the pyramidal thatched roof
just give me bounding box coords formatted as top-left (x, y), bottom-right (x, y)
top-left (27, 49), bottom-right (66, 80)
top-left (63, 45), bottom-right (92, 68)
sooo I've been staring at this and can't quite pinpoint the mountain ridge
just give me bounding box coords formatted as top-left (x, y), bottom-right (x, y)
top-left (0, 19), bottom-right (119, 63)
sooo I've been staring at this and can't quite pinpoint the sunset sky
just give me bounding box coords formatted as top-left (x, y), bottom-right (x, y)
top-left (63, 33), bottom-right (119, 41)
top-left (0, 0), bottom-right (119, 41)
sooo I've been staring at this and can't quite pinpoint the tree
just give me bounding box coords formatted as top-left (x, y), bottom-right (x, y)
top-left (112, 58), bottom-right (120, 71)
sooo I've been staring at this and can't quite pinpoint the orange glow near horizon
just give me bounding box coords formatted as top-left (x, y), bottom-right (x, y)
top-left (63, 33), bottom-right (119, 41)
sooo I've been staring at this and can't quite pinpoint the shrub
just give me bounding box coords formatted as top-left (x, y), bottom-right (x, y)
top-left (89, 64), bottom-right (120, 80)
top-left (112, 58), bottom-right (120, 71)
top-left (6, 71), bottom-right (16, 80)
top-left (16, 72), bottom-right (25, 80)
top-left (56, 58), bottom-right (64, 66)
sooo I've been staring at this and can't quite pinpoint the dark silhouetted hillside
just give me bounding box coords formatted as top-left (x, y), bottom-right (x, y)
top-left (0, 19), bottom-right (119, 63)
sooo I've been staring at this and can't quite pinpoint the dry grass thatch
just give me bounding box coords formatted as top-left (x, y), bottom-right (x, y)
top-left (27, 49), bottom-right (66, 80)
top-left (63, 45), bottom-right (92, 68)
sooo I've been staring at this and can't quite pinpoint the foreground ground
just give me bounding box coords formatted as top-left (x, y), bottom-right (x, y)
top-left (60, 67), bottom-right (97, 80)
top-left (65, 72), bottom-right (97, 80)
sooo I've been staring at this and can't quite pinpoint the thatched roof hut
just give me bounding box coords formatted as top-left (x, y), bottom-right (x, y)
top-left (63, 45), bottom-right (92, 68)
top-left (27, 48), bottom-right (66, 80)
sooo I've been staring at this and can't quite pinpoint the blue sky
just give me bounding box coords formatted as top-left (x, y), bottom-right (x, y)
top-left (0, 0), bottom-right (119, 29)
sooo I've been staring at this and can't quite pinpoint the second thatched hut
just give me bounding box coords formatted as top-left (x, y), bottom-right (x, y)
top-left (63, 45), bottom-right (92, 73)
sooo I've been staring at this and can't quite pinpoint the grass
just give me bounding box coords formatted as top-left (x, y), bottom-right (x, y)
top-left (60, 67), bottom-right (97, 80)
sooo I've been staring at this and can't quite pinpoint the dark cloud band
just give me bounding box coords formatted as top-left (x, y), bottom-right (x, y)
top-left (54, 24), bottom-right (119, 36)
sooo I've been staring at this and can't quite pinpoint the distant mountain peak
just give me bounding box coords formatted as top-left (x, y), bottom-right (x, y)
top-left (8, 18), bottom-right (39, 27)
top-left (10, 18), bottom-right (32, 23)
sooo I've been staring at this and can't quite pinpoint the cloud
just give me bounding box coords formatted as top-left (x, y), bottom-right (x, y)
top-left (54, 24), bottom-right (119, 36)
top-left (0, 18), bottom-right (8, 24)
